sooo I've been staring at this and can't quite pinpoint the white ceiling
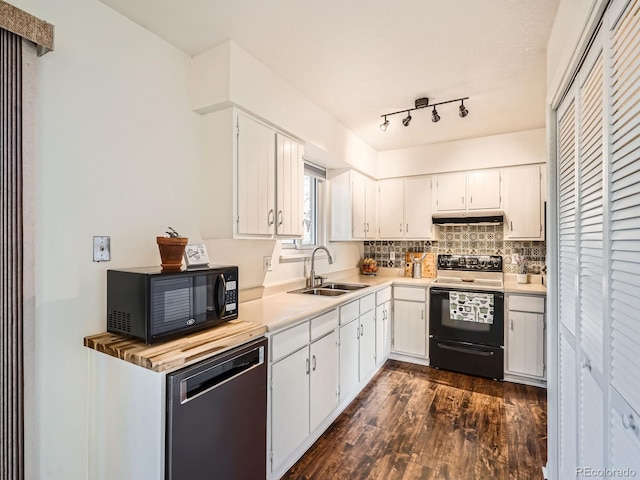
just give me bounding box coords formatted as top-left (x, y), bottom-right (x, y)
top-left (99, 0), bottom-right (560, 152)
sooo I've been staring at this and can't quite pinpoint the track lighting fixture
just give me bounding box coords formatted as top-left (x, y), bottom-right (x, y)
top-left (379, 96), bottom-right (469, 131)
top-left (459, 99), bottom-right (469, 118)
top-left (431, 107), bottom-right (440, 123)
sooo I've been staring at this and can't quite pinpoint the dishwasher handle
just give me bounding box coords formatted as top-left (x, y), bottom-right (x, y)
top-left (180, 344), bottom-right (265, 403)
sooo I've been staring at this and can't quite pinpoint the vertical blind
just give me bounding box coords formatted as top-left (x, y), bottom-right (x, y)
top-left (1, 28), bottom-right (24, 480)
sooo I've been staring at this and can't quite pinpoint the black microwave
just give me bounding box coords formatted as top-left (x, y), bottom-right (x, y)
top-left (106, 266), bottom-right (239, 344)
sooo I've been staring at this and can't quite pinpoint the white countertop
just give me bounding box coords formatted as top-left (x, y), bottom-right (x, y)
top-left (237, 273), bottom-right (434, 332)
top-left (237, 272), bottom-right (546, 333)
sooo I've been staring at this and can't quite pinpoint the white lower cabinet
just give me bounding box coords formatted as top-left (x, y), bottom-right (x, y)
top-left (375, 287), bottom-right (392, 365)
top-left (392, 286), bottom-right (427, 358)
top-left (505, 294), bottom-right (545, 382)
top-left (269, 309), bottom-right (338, 474)
top-left (359, 310), bottom-right (376, 380)
top-left (338, 318), bottom-right (360, 402)
top-left (338, 294), bottom-right (377, 402)
top-left (271, 347), bottom-right (310, 470)
top-left (309, 331), bottom-right (338, 431)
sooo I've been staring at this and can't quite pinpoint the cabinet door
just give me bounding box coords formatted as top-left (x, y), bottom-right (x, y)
top-left (435, 172), bottom-right (466, 212)
top-left (359, 310), bottom-right (376, 381)
top-left (275, 134), bottom-right (304, 237)
top-left (392, 300), bottom-right (426, 357)
top-left (378, 178), bottom-right (404, 238)
top-left (467, 169), bottom-right (501, 210)
top-left (383, 301), bottom-right (392, 360)
top-left (309, 331), bottom-right (338, 432)
top-left (404, 177), bottom-right (433, 239)
top-left (351, 171), bottom-right (367, 239)
top-left (339, 320), bottom-right (360, 402)
top-left (271, 347), bottom-right (309, 471)
top-left (503, 165), bottom-right (542, 239)
top-left (507, 311), bottom-right (544, 377)
top-left (365, 177), bottom-right (377, 238)
top-left (237, 114), bottom-right (275, 236)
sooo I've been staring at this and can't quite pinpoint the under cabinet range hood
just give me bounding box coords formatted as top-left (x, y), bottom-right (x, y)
top-left (432, 210), bottom-right (504, 225)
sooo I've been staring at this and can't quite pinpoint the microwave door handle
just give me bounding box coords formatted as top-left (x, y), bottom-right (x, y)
top-left (215, 273), bottom-right (227, 318)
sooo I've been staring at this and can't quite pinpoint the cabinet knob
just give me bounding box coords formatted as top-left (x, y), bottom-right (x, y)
top-left (305, 358), bottom-right (310, 374)
top-left (267, 209), bottom-right (275, 226)
top-left (581, 357), bottom-right (591, 371)
top-left (622, 413), bottom-right (637, 431)
top-left (312, 355), bottom-right (317, 372)
top-left (277, 210), bottom-right (283, 226)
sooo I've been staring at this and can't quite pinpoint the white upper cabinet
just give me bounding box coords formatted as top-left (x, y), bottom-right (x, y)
top-left (275, 133), bottom-right (304, 237)
top-left (434, 171), bottom-right (467, 211)
top-left (378, 178), bottom-right (404, 238)
top-left (403, 177), bottom-right (433, 239)
top-left (237, 113), bottom-right (276, 236)
top-left (329, 170), bottom-right (377, 240)
top-left (434, 169), bottom-right (501, 212)
top-left (503, 164), bottom-right (544, 240)
top-left (201, 109), bottom-right (304, 239)
top-left (377, 176), bottom-right (434, 240)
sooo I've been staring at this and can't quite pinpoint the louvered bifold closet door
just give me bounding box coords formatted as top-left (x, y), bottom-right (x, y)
top-left (578, 45), bottom-right (605, 375)
top-left (558, 94), bottom-right (578, 337)
top-left (577, 31), bottom-right (606, 471)
top-left (610, 0), bottom-right (640, 423)
top-left (559, 333), bottom-right (578, 479)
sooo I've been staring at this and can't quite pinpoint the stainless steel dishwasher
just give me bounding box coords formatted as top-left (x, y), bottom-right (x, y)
top-left (166, 337), bottom-right (268, 480)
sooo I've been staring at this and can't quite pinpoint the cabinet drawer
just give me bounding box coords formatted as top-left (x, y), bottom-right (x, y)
top-left (310, 309), bottom-right (338, 341)
top-left (340, 300), bottom-right (360, 325)
top-left (376, 287), bottom-right (392, 305)
top-left (394, 286), bottom-right (426, 302)
top-left (509, 295), bottom-right (545, 313)
top-left (271, 321), bottom-right (309, 361)
top-left (359, 293), bottom-right (376, 314)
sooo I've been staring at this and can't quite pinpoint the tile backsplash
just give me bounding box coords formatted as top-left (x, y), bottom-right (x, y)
top-left (363, 224), bottom-right (546, 274)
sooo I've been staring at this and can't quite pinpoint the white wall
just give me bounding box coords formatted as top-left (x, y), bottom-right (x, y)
top-left (377, 128), bottom-right (546, 178)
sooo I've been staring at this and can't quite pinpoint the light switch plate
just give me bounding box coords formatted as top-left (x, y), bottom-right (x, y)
top-left (389, 251), bottom-right (396, 261)
top-left (93, 236), bottom-right (110, 262)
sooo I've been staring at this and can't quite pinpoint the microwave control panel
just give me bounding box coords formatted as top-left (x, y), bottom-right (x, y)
top-left (225, 279), bottom-right (238, 313)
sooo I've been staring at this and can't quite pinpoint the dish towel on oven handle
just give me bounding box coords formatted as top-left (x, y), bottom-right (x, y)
top-left (449, 291), bottom-right (494, 324)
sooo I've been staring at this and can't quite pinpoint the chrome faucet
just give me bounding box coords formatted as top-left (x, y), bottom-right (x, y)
top-left (308, 246), bottom-right (334, 287)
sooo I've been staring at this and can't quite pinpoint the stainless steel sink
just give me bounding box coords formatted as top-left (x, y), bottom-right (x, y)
top-left (320, 283), bottom-right (368, 291)
top-left (288, 282), bottom-right (368, 296)
top-left (296, 288), bottom-right (348, 296)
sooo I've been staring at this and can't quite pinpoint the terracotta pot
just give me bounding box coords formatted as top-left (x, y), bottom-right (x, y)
top-left (156, 236), bottom-right (188, 271)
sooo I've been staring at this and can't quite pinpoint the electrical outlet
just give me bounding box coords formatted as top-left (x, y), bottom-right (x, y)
top-left (93, 236), bottom-right (110, 262)
top-left (263, 256), bottom-right (272, 272)
top-left (389, 251), bottom-right (396, 261)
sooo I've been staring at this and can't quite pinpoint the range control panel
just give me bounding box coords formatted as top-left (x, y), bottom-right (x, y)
top-left (436, 255), bottom-right (503, 272)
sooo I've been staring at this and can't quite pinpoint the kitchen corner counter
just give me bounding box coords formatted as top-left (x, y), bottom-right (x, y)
top-left (84, 320), bottom-right (267, 373)
top-left (503, 282), bottom-right (547, 295)
top-left (237, 274), bottom-right (435, 332)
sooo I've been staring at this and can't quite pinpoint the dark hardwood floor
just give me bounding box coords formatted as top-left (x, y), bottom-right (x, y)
top-left (283, 360), bottom-right (547, 480)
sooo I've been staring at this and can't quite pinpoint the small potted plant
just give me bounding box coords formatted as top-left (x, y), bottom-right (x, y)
top-left (157, 227), bottom-right (188, 271)
top-left (516, 255), bottom-right (529, 284)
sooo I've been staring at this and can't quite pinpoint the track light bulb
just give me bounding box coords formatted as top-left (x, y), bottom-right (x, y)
top-left (431, 107), bottom-right (440, 123)
top-left (459, 100), bottom-right (469, 118)
top-left (402, 112), bottom-right (412, 127)
top-left (380, 116), bottom-right (389, 132)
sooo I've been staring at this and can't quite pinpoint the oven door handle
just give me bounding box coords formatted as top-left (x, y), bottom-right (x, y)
top-left (436, 342), bottom-right (495, 356)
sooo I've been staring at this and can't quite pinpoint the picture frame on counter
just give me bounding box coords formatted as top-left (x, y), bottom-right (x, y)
top-left (184, 244), bottom-right (210, 268)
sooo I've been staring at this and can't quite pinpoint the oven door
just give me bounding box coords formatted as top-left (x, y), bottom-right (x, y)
top-left (429, 287), bottom-right (504, 347)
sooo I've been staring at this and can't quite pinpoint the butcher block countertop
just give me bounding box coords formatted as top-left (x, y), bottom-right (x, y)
top-left (84, 320), bottom-right (267, 373)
